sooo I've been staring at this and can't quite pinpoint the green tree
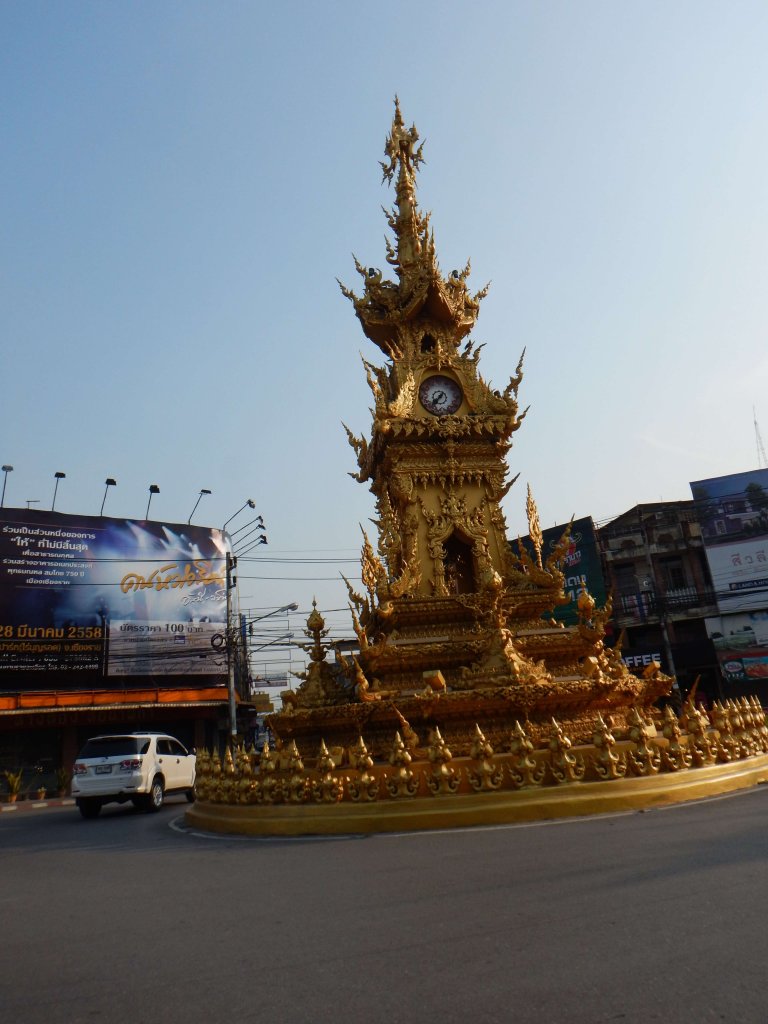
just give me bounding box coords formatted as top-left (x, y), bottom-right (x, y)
top-left (745, 482), bottom-right (768, 512)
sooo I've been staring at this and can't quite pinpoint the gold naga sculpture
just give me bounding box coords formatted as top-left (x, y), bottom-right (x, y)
top-left (187, 102), bottom-right (768, 835)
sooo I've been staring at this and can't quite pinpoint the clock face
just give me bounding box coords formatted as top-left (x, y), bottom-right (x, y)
top-left (418, 375), bottom-right (463, 416)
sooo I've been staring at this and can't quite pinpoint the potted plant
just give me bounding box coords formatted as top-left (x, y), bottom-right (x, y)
top-left (2, 768), bottom-right (24, 803)
top-left (55, 767), bottom-right (70, 797)
top-left (36, 785), bottom-right (47, 800)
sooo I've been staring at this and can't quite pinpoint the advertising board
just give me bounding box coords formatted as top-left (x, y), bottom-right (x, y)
top-left (704, 610), bottom-right (768, 685)
top-left (0, 508), bottom-right (227, 690)
top-left (690, 469), bottom-right (768, 614)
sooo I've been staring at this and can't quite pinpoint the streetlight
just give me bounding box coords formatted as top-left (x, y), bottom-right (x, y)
top-left (145, 484), bottom-right (160, 520)
top-left (1, 465), bottom-right (12, 508)
top-left (222, 499), bottom-right (256, 534)
top-left (238, 603), bottom-right (299, 728)
top-left (244, 603), bottom-right (299, 628)
top-left (51, 471), bottom-right (66, 511)
top-left (236, 534), bottom-right (268, 557)
top-left (231, 515), bottom-right (268, 555)
top-left (100, 478), bottom-right (117, 516)
top-left (188, 488), bottom-right (211, 525)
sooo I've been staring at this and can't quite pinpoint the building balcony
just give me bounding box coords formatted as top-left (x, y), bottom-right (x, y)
top-left (614, 587), bottom-right (718, 626)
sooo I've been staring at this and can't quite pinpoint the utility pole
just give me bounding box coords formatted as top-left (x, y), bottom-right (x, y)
top-left (755, 407), bottom-right (768, 469)
top-left (226, 552), bottom-right (238, 740)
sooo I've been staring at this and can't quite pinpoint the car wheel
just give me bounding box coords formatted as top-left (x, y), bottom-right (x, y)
top-left (77, 798), bottom-right (101, 819)
top-left (185, 788), bottom-right (195, 803)
top-left (145, 775), bottom-right (164, 812)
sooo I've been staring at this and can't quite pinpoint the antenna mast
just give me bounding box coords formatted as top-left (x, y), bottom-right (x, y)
top-left (755, 406), bottom-right (768, 469)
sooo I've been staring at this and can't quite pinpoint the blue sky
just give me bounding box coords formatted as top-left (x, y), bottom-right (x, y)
top-left (3, 2), bottom-right (768, 664)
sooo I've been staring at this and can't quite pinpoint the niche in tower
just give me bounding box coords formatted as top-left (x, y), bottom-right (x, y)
top-left (443, 532), bottom-right (476, 595)
top-left (420, 332), bottom-right (436, 353)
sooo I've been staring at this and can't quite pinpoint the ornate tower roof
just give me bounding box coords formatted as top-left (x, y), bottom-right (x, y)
top-left (339, 98), bottom-right (488, 358)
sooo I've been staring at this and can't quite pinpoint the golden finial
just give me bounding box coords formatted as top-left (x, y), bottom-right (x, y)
top-left (380, 96), bottom-right (424, 184)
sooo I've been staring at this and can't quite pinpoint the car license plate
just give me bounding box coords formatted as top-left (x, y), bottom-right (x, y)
top-left (95, 765), bottom-right (112, 774)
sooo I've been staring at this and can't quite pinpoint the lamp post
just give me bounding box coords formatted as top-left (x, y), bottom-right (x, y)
top-left (100, 478), bottom-right (116, 516)
top-left (1, 465), bottom-right (12, 508)
top-left (145, 484), bottom-right (160, 520)
top-left (225, 552), bottom-right (239, 739)
top-left (51, 471), bottom-right (66, 511)
top-left (221, 499), bottom-right (264, 739)
top-left (188, 488), bottom-right (211, 525)
top-left (222, 498), bottom-right (256, 534)
top-left (241, 604), bottom-right (299, 716)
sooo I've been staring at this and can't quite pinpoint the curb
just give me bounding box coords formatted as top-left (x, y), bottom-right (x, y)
top-left (1, 797), bottom-right (76, 814)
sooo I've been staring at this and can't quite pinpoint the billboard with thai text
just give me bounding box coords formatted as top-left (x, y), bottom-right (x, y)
top-left (690, 469), bottom-right (768, 614)
top-left (0, 508), bottom-right (227, 690)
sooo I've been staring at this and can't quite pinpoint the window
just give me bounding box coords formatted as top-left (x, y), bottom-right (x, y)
top-left (443, 534), bottom-right (475, 594)
top-left (660, 557), bottom-right (686, 591)
top-left (78, 737), bottom-right (146, 757)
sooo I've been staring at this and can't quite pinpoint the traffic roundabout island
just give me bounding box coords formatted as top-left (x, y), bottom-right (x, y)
top-left (185, 701), bottom-right (768, 837)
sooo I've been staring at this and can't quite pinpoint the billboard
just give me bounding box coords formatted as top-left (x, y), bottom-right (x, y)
top-left (520, 516), bottom-right (609, 626)
top-left (0, 508), bottom-right (227, 690)
top-left (690, 469), bottom-right (768, 614)
top-left (704, 610), bottom-right (768, 685)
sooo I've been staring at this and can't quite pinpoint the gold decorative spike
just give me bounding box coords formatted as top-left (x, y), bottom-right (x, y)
top-left (750, 695), bottom-right (768, 751)
top-left (576, 584), bottom-right (596, 627)
top-left (385, 731), bottom-right (419, 798)
top-left (526, 485), bottom-right (543, 569)
top-left (193, 747), bottom-right (209, 802)
top-left (508, 720), bottom-right (545, 788)
top-left (234, 745), bottom-right (249, 804)
top-left (221, 746), bottom-right (237, 803)
top-left (547, 718), bottom-right (586, 784)
top-left (311, 741), bottom-right (343, 804)
top-left (392, 707), bottom-right (421, 753)
top-left (591, 715), bottom-right (627, 780)
top-left (711, 701), bottom-right (738, 762)
top-left (729, 698), bottom-right (756, 757)
top-left (347, 736), bottom-right (380, 801)
top-left (285, 741), bottom-right (308, 804)
top-left (739, 697), bottom-right (760, 753)
top-left (626, 707), bottom-right (661, 776)
top-left (660, 705), bottom-right (692, 771)
top-left (681, 699), bottom-right (716, 767)
top-left (467, 724), bottom-right (504, 791)
top-left (425, 727), bottom-right (460, 795)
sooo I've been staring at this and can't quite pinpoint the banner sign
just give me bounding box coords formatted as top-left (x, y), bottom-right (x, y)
top-left (0, 509), bottom-right (227, 689)
top-left (691, 469), bottom-right (768, 614)
top-left (705, 611), bottom-right (768, 685)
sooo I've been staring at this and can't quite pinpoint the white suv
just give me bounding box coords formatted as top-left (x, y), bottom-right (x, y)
top-left (72, 733), bottom-right (196, 819)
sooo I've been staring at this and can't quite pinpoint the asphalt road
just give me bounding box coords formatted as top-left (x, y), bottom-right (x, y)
top-left (2, 788), bottom-right (768, 1024)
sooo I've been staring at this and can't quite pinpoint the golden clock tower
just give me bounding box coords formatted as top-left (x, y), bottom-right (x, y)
top-left (272, 100), bottom-right (671, 756)
top-left (187, 104), bottom-right (768, 836)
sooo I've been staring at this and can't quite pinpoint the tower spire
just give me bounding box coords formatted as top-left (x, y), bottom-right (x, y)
top-left (379, 97), bottom-right (429, 284)
top-left (338, 99), bottom-right (489, 356)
